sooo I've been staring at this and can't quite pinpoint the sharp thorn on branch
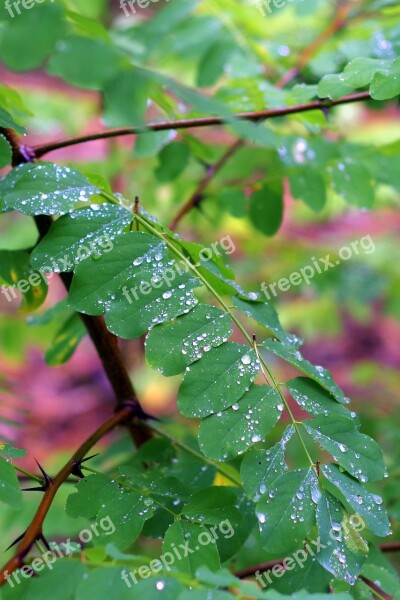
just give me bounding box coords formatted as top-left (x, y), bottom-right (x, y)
top-left (37, 533), bottom-right (51, 551)
top-left (34, 459), bottom-right (52, 487)
top-left (5, 531), bottom-right (26, 552)
top-left (22, 485), bottom-right (47, 493)
top-left (71, 453), bottom-right (99, 478)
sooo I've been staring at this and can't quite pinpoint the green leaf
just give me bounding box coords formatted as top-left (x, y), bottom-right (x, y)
top-left (321, 464), bottom-right (391, 537)
top-left (0, 105), bottom-right (25, 134)
top-left (24, 561), bottom-right (87, 600)
top-left (163, 521), bottom-right (220, 576)
top-left (0, 443), bottom-right (26, 458)
top-left (316, 492), bottom-right (367, 584)
top-left (289, 84), bottom-right (318, 103)
top-left (31, 204), bottom-right (132, 273)
top-left (351, 580), bottom-right (375, 600)
top-left (69, 231), bottom-right (167, 314)
top-left (0, 3), bottom-right (65, 71)
top-left (370, 57), bottom-right (400, 100)
top-left (129, 576), bottom-right (185, 599)
top-left (361, 562), bottom-right (400, 596)
top-left (183, 486), bottom-right (241, 525)
top-left (286, 378), bottom-right (358, 422)
top-left (304, 416), bottom-right (386, 482)
top-left (0, 134), bottom-right (12, 168)
top-left (145, 305), bottom-right (232, 376)
top-left (240, 426), bottom-right (295, 501)
top-left (103, 70), bottom-right (153, 127)
top-left (0, 249), bottom-right (48, 312)
top-left (76, 566), bottom-right (132, 600)
top-left (197, 40), bottom-right (234, 87)
top-left (232, 296), bottom-right (300, 347)
top-left (317, 74), bottom-right (350, 99)
top-left (96, 490), bottom-right (151, 550)
top-left (178, 591), bottom-right (236, 600)
top-left (45, 314), bottom-right (86, 366)
top-left (263, 340), bottom-right (346, 402)
top-left (134, 130), bottom-right (170, 158)
top-left (288, 168), bottom-right (327, 212)
top-left (4, 163), bottom-right (99, 216)
top-left (328, 160), bottom-right (375, 208)
top-left (218, 188), bottom-right (247, 218)
top-left (248, 182), bottom-right (283, 236)
top-left (47, 35), bottom-right (122, 90)
top-left (0, 163), bottom-right (37, 213)
top-left (198, 385), bottom-right (282, 461)
top-left (256, 468), bottom-right (319, 554)
top-left (69, 231), bottom-right (200, 338)
top-left (0, 455), bottom-right (22, 508)
top-left (342, 57), bottom-right (392, 88)
top-left (266, 556), bottom-right (333, 595)
top-left (177, 342), bottom-right (259, 418)
top-left (66, 474), bottom-right (152, 550)
top-left (155, 142), bottom-right (190, 182)
top-left (105, 272), bottom-right (198, 340)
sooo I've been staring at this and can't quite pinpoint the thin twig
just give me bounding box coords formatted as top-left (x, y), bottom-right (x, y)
top-left (169, 3), bottom-right (361, 229)
top-left (169, 138), bottom-right (243, 230)
top-left (32, 92), bottom-right (371, 159)
top-left (0, 406), bottom-right (136, 585)
top-left (361, 577), bottom-right (393, 600)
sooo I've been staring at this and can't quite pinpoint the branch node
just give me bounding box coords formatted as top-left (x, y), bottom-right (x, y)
top-left (71, 454), bottom-right (99, 479)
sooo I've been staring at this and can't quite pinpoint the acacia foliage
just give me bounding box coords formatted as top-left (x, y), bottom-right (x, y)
top-left (0, 1), bottom-right (399, 599)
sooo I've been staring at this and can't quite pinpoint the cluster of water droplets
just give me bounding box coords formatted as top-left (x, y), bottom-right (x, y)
top-left (5, 163), bottom-right (99, 215)
top-left (179, 312), bottom-right (232, 365)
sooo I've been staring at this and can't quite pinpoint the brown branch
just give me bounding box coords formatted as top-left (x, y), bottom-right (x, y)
top-left (379, 541), bottom-right (400, 553)
top-left (0, 405), bottom-right (138, 585)
top-left (169, 3), bottom-right (361, 229)
top-left (294, 2), bottom-right (356, 74)
top-left (169, 138), bottom-right (244, 230)
top-left (32, 92), bottom-right (371, 159)
top-left (2, 129), bottom-right (152, 448)
top-left (361, 577), bottom-right (393, 600)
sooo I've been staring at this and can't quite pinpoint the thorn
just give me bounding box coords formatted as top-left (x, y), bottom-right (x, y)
top-left (5, 531), bottom-right (26, 552)
top-left (317, 99), bottom-right (331, 120)
top-left (22, 485), bottom-right (47, 492)
top-left (37, 533), bottom-right (51, 551)
top-left (81, 453), bottom-right (99, 464)
top-left (134, 196), bottom-right (140, 231)
top-left (116, 400), bottom-right (159, 422)
top-left (34, 459), bottom-right (52, 488)
top-left (192, 194), bottom-right (204, 208)
top-left (141, 411), bottom-right (160, 422)
top-left (321, 105), bottom-right (329, 120)
top-left (19, 144), bottom-right (36, 163)
top-left (71, 454), bottom-right (99, 479)
top-left (198, 159), bottom-right (211, 170)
